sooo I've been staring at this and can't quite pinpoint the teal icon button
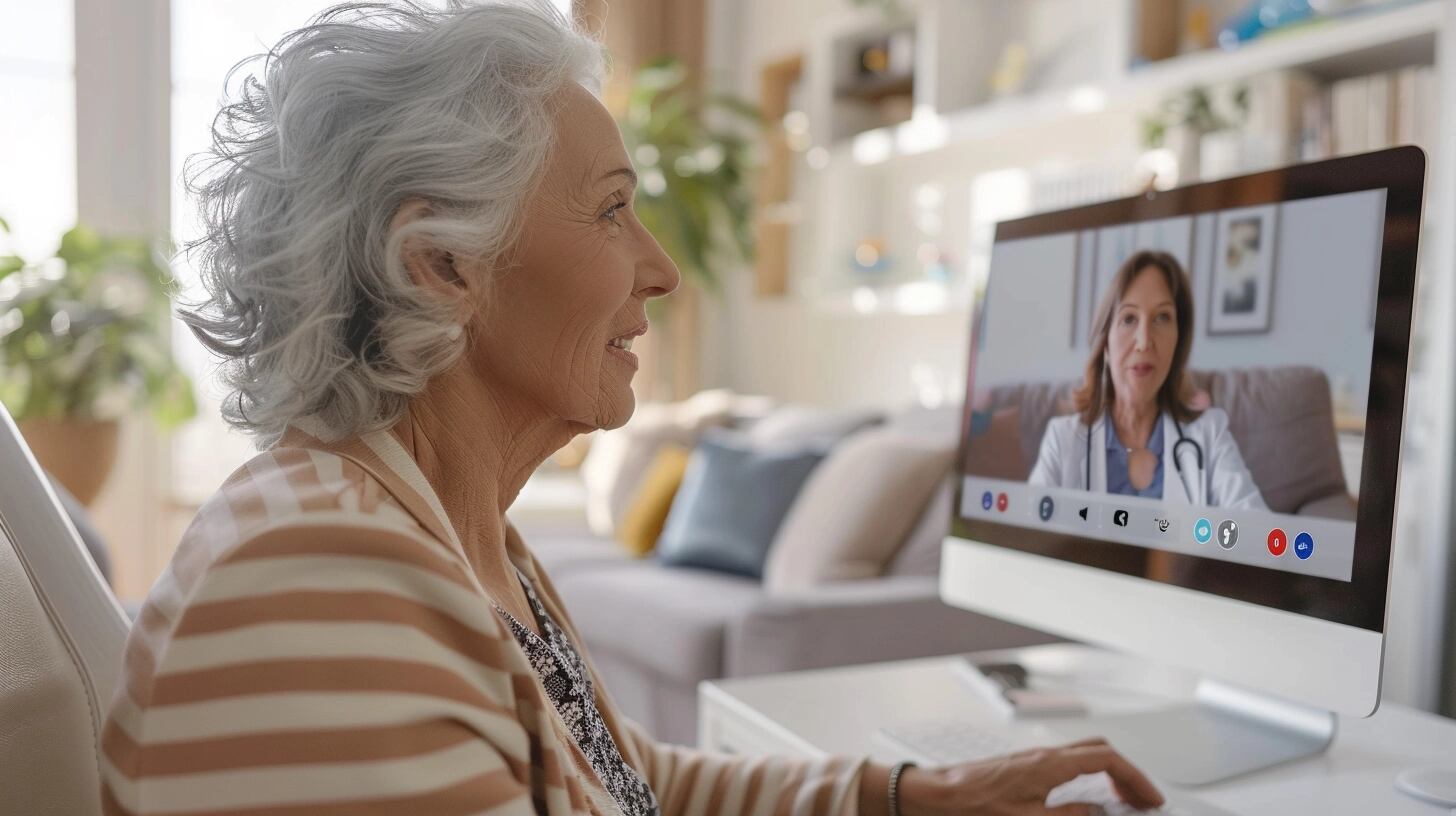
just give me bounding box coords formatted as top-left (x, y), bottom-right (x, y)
top-left (1194, 517), bottom-right (1213, 544)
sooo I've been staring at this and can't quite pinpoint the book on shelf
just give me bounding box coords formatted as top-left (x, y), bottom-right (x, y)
top-left (1301, 65), bottom-right (1436, 162)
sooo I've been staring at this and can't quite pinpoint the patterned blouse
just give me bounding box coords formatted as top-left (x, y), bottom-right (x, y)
top-left (497, 572), bottom-right (661, 816)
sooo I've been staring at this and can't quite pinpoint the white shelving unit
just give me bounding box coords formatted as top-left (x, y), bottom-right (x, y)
top-left (785, 0), bottom-right (1455, 713)
top-left (936, 0), bottom-right (1441, 147)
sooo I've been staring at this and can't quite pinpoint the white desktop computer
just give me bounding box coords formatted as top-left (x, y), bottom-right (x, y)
top-left (939, 147), bottom-right (1426, 787)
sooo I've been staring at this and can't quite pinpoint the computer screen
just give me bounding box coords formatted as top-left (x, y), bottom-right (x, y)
top-left (952, 148), bottom-right (1423, 634)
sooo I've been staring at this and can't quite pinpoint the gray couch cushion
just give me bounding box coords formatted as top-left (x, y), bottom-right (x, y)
top-left (657, 434), bottom-right (825, 578)
top-left (549, 562), bottom-right (763, 684)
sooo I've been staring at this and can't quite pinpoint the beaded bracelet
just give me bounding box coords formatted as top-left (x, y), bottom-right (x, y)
top-left (888, 761), bottom-right (917, 816)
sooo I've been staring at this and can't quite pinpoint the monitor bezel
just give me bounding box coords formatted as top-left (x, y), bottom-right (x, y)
top-left (951, 146), bottom-right (1425, 633)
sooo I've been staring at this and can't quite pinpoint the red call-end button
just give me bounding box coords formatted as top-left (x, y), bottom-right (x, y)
top-left (1268, 528), bottom-right (1289, 557)
top-left (996, 493), bottom-right (1009, 512)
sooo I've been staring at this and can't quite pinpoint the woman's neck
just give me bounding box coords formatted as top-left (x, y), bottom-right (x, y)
top-left (388, 362), bottom-right (579, 587)
top-left (1111, 399), bottom-right (1160, 450)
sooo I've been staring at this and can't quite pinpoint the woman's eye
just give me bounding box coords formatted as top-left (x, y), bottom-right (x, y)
top-left (602, 200), bottom-right (628, 224)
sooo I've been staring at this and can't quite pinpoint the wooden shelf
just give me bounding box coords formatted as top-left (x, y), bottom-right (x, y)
top-left (834, 73), bottom-right (914, 103)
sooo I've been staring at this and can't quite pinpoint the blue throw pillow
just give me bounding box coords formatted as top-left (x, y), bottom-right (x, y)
top-left (656, 433), bottom-right (826, 579)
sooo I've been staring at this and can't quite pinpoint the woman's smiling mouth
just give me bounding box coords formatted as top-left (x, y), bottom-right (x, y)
top-left (606, 321), bottom-right (647, 368)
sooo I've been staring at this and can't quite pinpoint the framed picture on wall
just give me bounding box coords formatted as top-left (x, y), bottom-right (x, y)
top-left (1208, 205), bottom-right (1279, 335)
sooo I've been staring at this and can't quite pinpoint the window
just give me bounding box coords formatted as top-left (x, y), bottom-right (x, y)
top-left (169, 0), bottom-right (309, 501)
top-left (0, 1), bottom-right (75, 260)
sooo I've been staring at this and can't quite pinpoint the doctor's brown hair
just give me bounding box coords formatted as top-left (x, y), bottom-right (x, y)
top-left (1074, 250), bottom-right (1199, 427)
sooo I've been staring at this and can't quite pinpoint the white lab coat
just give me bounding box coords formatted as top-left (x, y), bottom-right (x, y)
top-left (1027, 408), bottom-right (1268, 510)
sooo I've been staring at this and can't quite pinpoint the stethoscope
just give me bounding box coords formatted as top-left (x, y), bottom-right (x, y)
top-left (1084, 414), bottom-right (1205, 500)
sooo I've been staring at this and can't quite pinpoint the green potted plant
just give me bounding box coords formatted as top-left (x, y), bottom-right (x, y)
top-left (617, 57), bottom-right (759, 294)
top-left (613, 58), bottom-right (759, 399)
top-left (0, 220), bottom-right (196, 503)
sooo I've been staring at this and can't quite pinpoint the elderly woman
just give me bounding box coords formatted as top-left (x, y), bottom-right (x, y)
top-left (1030, 250), bottom-right (1266, 509)
top-left (101, 3), bottom-right (1162, 814)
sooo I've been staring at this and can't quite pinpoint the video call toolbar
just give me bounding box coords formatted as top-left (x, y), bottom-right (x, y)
top-left (961, 477), bottom-right (1353, 582)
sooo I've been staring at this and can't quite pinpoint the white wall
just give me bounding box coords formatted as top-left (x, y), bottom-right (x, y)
top-left (976, 233), bottom-right (1080, 387)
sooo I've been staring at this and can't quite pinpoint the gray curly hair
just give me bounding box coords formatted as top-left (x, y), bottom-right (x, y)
top-left (179, 0), bottom-right (605, 446)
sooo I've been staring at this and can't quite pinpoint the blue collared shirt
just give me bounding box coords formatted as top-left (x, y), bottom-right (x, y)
top-left (1105, 416), bottom-right (1164, 498)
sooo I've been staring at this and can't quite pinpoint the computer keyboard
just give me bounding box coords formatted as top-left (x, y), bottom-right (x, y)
top-left (878, 719), bottom-right (1014, 765)
top-left (876, 719), bottom-right (1231, 816)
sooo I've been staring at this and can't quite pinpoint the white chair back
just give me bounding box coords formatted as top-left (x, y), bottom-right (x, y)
top-left (0, 405), bottom-right (129, 815)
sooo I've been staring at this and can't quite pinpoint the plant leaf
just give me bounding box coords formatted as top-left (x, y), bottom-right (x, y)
top-left (615, 56), bottom-right (758, 294)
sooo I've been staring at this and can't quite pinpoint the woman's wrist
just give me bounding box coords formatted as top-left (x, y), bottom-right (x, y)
top-left (887, 761), bottom-right (914, 816)
top-left (858, 763), bottom-right (949, 816)
top-left (894, 765), bottom-right (950, 816)
top-left (857, 763), bottom-right (892, 816)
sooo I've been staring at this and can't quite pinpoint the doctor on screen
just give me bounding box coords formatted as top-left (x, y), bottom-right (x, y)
top-left (1029, 250), bottom-right (1267, 509)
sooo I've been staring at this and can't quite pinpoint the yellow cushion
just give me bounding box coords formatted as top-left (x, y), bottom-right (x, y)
top-left (616, 444), bottom-right (692, 557)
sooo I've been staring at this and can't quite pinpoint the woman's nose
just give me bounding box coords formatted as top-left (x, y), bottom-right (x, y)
top-left (1134, 321), bottom-right (1151, 351)
top-left (635, 225), bottom-right (681, 299)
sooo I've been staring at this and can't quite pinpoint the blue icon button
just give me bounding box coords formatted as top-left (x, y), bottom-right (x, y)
top-left (1294, 532), bottom-right (1315, 560)
top-left (981, 491), bottom-right (994, 511)
top-left (1194, 518), bottom-right (1213, 544)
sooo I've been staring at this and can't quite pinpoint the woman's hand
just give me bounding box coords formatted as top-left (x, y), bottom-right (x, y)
top-left (862, 738), bottom-right (1164, 816)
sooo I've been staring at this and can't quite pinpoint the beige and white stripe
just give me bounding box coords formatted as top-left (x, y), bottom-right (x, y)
top-left (101, 426), bottom-right (866, 815)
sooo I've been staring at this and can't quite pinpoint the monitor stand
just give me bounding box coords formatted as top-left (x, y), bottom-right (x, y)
top-left (1048, 678), bottom-right (1337, 786)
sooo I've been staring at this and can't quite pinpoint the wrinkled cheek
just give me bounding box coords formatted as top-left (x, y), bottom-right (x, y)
top-left (547, 338), bottom-right (602, 419)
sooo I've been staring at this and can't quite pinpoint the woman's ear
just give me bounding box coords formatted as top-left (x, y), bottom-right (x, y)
top-left (391, 198), bottom-right (466, 304)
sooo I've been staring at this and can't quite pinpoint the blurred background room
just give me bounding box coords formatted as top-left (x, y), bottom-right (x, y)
top-left (2, 0), bottom-right (1453, 744)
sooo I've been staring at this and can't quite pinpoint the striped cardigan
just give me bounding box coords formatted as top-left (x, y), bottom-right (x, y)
top-left (101, 424), bottom-right (866, 815)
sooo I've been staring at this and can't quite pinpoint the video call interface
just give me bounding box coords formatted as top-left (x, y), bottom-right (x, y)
top-left (959, 188), bottom-right (1388, 585)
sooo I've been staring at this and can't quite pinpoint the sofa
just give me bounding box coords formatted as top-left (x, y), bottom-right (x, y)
top-left (517, 400), bottom-right (1058, 747)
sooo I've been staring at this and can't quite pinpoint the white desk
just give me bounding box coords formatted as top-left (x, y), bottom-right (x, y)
top-left (699, 644), bottom-right (1456, 815)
